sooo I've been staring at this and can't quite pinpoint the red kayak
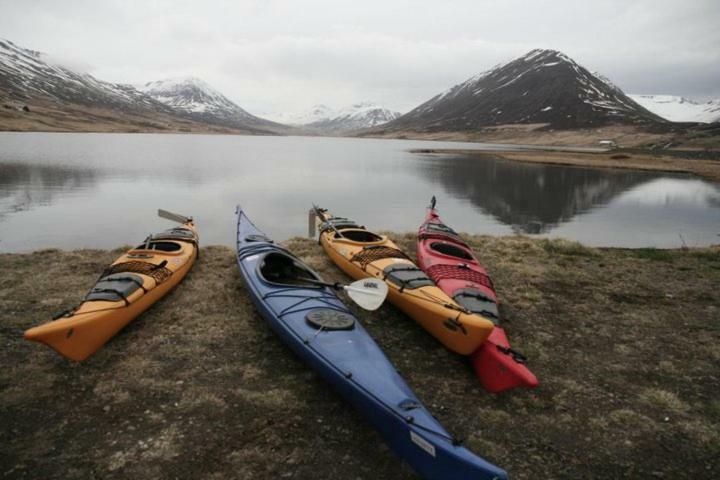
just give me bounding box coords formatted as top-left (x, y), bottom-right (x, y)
top-left (416, 197), bottom-right (538, 393)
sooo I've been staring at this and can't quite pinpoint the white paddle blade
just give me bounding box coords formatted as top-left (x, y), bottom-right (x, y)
top-left (158, 209), bottom-right (191, 224)
top-left (344, 278), bottom-right (388, 311)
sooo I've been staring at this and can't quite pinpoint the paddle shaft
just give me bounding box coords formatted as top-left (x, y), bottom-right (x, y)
top-left (297, 276), bottom-right (342, 290)
top-left (297, 277), bottom-right (384, 297)
top-left (313, 204), bottom-right (345, 239)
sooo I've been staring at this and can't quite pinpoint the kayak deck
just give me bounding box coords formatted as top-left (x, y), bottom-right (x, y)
top-left (417, 205), bottom-right (538, 392)
top-left (24, 222), bottom-right (198, 361)
top-left (236, 207), bottom-right (507, 480)
top-left (314, 208), bottom-right (495, 356)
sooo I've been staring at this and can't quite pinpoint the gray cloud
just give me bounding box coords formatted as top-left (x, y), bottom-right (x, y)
top-left (0, 0), bottom-right (718, 115)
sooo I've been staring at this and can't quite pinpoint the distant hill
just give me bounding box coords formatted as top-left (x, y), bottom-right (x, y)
top-left (628, 95), bottom-right (720, 123)
top-left (0, 38), bottom-right (170, 115)
top-left (138, 77), bottom-right (284, 131)
top-left (268, 102), bottom-right (401, 133)
top-left (381, 49), bottom-right (667, 132)
top-left (0, 38), bottom-right (286, 134)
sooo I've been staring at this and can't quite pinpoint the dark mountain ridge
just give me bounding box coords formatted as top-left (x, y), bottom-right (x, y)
top-left (384, 49), bottom-right (667, 131)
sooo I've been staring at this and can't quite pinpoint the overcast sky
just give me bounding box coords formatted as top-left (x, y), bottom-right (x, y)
top-left (1, 0), bottom-right (718, 116)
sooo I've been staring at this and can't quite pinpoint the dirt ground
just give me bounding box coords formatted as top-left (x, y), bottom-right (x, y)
top-left (1, 236), bottom-right (719, 479)
top-left (410, 148), bottom-right (720, 182)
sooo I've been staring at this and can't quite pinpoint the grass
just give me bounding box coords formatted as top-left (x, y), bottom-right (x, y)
top-left (632, 248), bottom-right (676, 262)
top-left (1, 236), bottom-right (720, 479)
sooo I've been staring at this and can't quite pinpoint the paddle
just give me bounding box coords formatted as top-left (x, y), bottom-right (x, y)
top-left (298, 277), bottom-right (388, 311)
top-left (312, 204), bottom-right (345, 239)
top-left (158, 209), bottom-right (192, 224)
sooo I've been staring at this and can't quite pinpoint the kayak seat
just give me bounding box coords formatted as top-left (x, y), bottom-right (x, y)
top-left (453, 288), bottom-right (500, 323)
top-left (383, 264), bottom-right (434, 290)
top-left (351, 245), bottom-right (410, 268)
top-left (259, 252), bottom-right (322, 286)
top-left (86, 273), bottom-right (145, 304)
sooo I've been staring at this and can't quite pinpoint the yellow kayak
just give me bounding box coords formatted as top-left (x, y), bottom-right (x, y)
top-left (24, 210), bottom-right (198, 361)
top-left (314, 207), bottom-right (494, 355)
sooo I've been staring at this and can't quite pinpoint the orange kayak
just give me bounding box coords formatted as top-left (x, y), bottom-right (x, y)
top-left (24, 211), bottom-right (198, 361)
top-left (314, 207), bottom-right (494, 355)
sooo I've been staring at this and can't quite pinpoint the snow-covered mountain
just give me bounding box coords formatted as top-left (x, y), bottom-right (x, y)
top-left (384, 49), bottom-right (665, 131)
top-left (0, 37), bottom-right (285, 133)
top-left (0, 37), bottom-right (168, 113)
top-left (307, 102), bottom-right (402, 132)
top-left (267, 104), bottom-right (336, 126)
top-left (267, 102), bottom-right (401, 132)
top-left (138, 77), bottom-right (279, 128)
top-left (628, 95), bottom-right (720, 123)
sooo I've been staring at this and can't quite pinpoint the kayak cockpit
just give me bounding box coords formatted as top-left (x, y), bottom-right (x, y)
top-left (335, 229), bottom-right (384, 243)
top-left (259, 252), bottom-right (322, 287)
top-left (429, 242), bottom-right (475, 261)
top-left (134, 241), bottom-right (183, 252)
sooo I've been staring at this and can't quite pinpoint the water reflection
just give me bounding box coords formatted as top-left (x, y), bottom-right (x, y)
top-left (0, 132), bottom-right (718, 251)
top-left (0, 162), bottom-right (98, 219)
top-left (419, 155), bottom-right (667, 233)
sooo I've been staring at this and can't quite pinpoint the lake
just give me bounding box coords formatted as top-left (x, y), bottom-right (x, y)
top-left (1, 132), bottom-right (718, 252)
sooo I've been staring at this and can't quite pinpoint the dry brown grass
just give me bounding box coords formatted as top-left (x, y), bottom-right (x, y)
top-left (2, 237), bottom-right (719, 479)
top-left (0, 99), bottom-right (282, 135)
top-left (363, 124), bottom-right (681, 148)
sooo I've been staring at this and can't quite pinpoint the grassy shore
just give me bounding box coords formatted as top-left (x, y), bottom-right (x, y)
top-left (2, 236), bottom-right (719, 479)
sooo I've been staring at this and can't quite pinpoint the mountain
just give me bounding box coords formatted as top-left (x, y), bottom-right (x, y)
top-left (383, 49), bottom-right (666, 132)
top-left (306, 102), bottom-right (402, 132)
top-left (0, 38), bottom-right (169, 114)
top-left (0, 37), bottom-right (285, 134)
top-left (138, 77), bottom-right (281, 130)
top-left (628, 95), bottom-right (720, 123)
top-left (267, 104), bottom-right (336, 126)
top-left (267, 102), bottom-right (402, 132)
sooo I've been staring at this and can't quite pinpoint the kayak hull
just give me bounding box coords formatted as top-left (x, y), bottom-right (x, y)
top-left (417, 206), bottom-right (538, 393)
top-left (472, 328), bottom-right (539, 393)
top-left (236, 207), bottom-right (507, 480)
top-left (24, 222), bottom-right (198, 361)
top-left (315, 210), bottom-right (494, 356)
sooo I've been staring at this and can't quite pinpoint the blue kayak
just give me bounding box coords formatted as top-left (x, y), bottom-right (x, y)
top-left (235, 207), bottom-right (508, 480)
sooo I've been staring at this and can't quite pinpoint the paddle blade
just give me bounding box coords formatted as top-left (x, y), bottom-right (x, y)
top-left (344, 278), bottom-right (388, 311)
top-left (158, 209), bottom-right (192, 224)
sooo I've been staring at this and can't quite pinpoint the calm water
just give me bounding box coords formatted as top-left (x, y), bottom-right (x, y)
top-left (0, 132), bottom-right (718, 252)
